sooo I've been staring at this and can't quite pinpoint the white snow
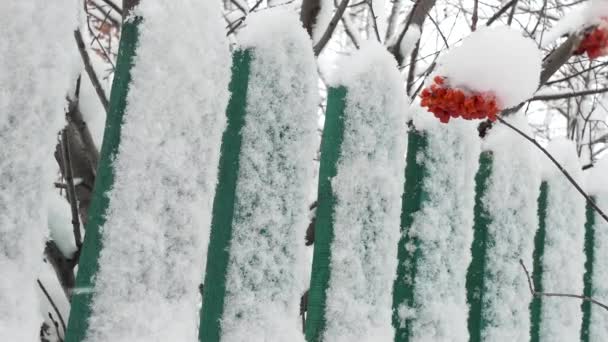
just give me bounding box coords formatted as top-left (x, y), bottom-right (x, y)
top-left (219, 9), bottom-right (318, 342)
top-left (84, 2), bottom-right (231, 342)
top-left (401, 104), bottom-right (480, 342)
top-left (322, 41), bottom-right (408, 342)
top-left (0, 1), bottom-right (75, 341)
top-left (544, 0), bottom-right (608, 46)
top-left (480, 113), bottom-right (542, 341)
top-left (539, 138), bottom-right (586, 341)
top-left (48, 192), bottom-right (78, 259)
top-left (436, 26), bottom-right (542, 108)
top-left (585, 157), bottom-right (608, 340)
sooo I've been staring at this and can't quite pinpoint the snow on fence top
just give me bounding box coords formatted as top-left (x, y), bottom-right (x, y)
top-left (217, 9), bottom-right (318, 342)
top-left (435, 26), bottom-right (542, 109)
top-left (0, 2), bottom-right (75, 341)
top-left (538, 139), bottom-right (586, 341)
top-left (319, 41), bottom-right (407, 342)
top-left (83, 3), bottom-right (231, 341)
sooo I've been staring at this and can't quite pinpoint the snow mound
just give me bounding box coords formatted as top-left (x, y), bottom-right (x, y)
top-left (436, 26), bottom-right (542, 108)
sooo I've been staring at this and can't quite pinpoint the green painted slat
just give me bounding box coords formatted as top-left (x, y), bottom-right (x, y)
top-left (64, 17), bottom-right (140, 342)
top-left (392, 130), bottom-right (427, 342)
top-left (580, 197), bottom-right (596, 342)
top-left (199, 50), bottom-right (252, 342)
top-left (305, 87), bottom-right (347, 342)
top-left (466, 151), bottom-right (493, 342)
top-left (529, 181), bottom-right (548, 342)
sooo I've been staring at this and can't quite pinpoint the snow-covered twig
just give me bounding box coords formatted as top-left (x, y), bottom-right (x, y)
top-left (519, 259), bottom-right (608, 311)
top-left (496, 116), bottom-right (608, 225)
top-left (531, 87), bottom-right (608, 101)
top-left (37, 279), bottom-right (66, 337)
top-left (60, 129), bottom-right (82, 250)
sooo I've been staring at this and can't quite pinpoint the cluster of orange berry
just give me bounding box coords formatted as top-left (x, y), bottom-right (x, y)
top-left (420, 76), bottom-right (500, 123)
top-left (574, 19), bottom-right (608, 60)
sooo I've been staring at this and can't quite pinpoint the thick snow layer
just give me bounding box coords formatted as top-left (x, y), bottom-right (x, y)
top-left (544, 0), bottom-right (608, 45)
top-left (219, 10), bottom-right (318, 342)
top-left (401, 105), bottom-right (480, 342)
top-left (0, 1), bottom-right (75, 341)
top-left (586, 157), bottom-right (608, 340)
top-left (436, 26), bottom-right (542, 108)
top-left (479, 114), bottom-right (542, 341)
top-left (539, 138), bottom-right (586, 341)
top-left (322, 41), bottom-right (407, 342)
top-left (84, 3), bottom-right (231, 342)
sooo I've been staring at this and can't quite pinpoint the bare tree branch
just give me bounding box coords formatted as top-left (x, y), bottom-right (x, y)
top-left (314, 0), bottom-right (350, 56)
top-left (497, 117), bottom-right (608, 225)
top-left (37, 279), bottom-right (67, 336)
top-left (388, 0), bottom-right (436, 66)
top-left (520, 259), bottom-right (608, 311)
top-left (300, 0), bottom-right (322, 38)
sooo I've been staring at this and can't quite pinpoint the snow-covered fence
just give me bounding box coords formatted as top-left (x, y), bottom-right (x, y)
top-left (585, 159), bottom-right (608, 341)
top-left (392, 114), bottom-right (479, 342)
top-left (465, 115), bottom-right (542, 342)
top-left (305, 43), bottom-right (407, 342)
top-left (0, 2), bottom-right (75, 341)
top-left (64, 3), bottom-right (231, 341)
top-left (198, 11), bottom-right (318, 342)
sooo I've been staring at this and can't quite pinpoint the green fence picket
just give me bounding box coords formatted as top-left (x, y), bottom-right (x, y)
top-left (392, 130), bottom-right (427, 342)
top-left (199, 49), bottom-right (251, 342)
top-left (64, 17), bottom-right (140, 342)
top-left (466, 151), bottom-right (493, 342)
top-left (529, 181), bottom-right (548, 342)
top-left (580, 198), bottom-right (596, 341)
top-left (305, 87), bottom-right (347, 342)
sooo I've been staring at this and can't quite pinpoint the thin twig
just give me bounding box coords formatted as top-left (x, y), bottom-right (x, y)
top-left (74, 29), bottom-right (109, 112)
top-left (427, 14), bottom-right (449, 48)
top-left (314, 0), bottom-right (350, 56)
top-left (37, 279), bottom-right (67, 336)
top-left (367, 0), bottom-right (381, 42)
top-left (507, 0), bottom-right (519, 25)
top-left (486, 0), bottom-right (517, 26)
top-left (497, 117), bottom-right (608, 225)
top-left (531, 87), bottom-right (608, 101)
top-left (471, 0), bottom-right (479, 31)
top-left (99, 0), bottom-right (122, 16)
top-left (519, 260), bottom-right (608, 311)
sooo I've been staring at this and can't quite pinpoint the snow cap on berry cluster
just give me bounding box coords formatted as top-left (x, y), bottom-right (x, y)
top-left (435, 26), bottom-right (542, 109)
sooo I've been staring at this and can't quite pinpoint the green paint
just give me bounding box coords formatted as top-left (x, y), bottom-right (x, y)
top-left (199, 50), bottom-right (252, 342)
top-left (305, 87), bottom-right (347, 342)
top-left (392, 130), bottom-right (427, 342)
top-left (529, 181), bottom-right (548, 342)
top-left (64, 17), bottom-right (140, 342)
top-left (580, 197), bottom-right (596, 342)
top-left (466, 151), bottom-right (493, 342)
